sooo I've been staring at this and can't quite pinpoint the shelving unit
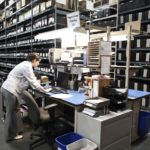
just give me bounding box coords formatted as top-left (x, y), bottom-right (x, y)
top-left (0, 0), bottom-right (149, 92)
top-left (0, 0), bottom-right (72, 85)
top-left (117, 0), bottom-right (150, 91)
top-left (87, 0), bottom-right (150, 92)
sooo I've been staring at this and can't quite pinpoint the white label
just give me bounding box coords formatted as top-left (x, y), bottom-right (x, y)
top-left (146, 39), bottom-right (150, 47)
top-left (117, 80), bottom-right (121, 88)
top-left (67, 11), bottom-right (80, 29)
top-left (117, 69), bottom-right (120, 74)
top-left (138, 12), bottom-right (142, 20)
top-left (148, 10), bottom-right (150, 19)
top-left (137, 39), bottom-right (140, 47)
top-left (143, 84), bottom-right (147, 91)
top-left (147, 24), bottom-right (150, 33)
top-left (118, 53), bottom-right (121, 60)
top-left (134, 82), bottom-right (138, 90)
top-left (120, 16), bottom-right (124, 24)
top-left (146, 53), bottom-right (150, 62)
top-left (136, 53), bottom-right (139, 61)
top-left (129, 14), bottom-right (132, 21)
top-left (119, 41), bottom-right (122, 48)
top-left (143, 69), bottom-right (147, 77)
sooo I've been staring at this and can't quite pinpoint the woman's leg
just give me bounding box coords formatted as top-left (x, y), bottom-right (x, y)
top-left (1, 88), bottom-right (23, 141)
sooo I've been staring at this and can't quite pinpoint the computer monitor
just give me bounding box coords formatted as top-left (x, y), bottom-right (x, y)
top-left (56, 72), bottom-right (69, 90)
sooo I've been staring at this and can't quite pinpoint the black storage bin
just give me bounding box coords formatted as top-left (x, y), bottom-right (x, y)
top-left (132, 0), bottom-right (146, 9)
top-left (119, 1), bottom-right (134, 12)
top-left (143, 10), bottom-right (149, 20)
top-left (103, 7), bottom-right (116, 17)
top-left (124, 15), bottom-right (129, 22)
top-left (145, 0), bottom-right (150, 5)
top-left (97, 10), bottom-right (104, 18)
top-left (110, 19), bottom-right (116, 27)
top-left (141, 39), bottom-right (147, 48)
top-left (132, 12), bottom-right (138, 21)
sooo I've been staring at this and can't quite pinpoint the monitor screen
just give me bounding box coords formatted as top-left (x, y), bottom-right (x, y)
top-left (56, 72), bottom-right (69, 90)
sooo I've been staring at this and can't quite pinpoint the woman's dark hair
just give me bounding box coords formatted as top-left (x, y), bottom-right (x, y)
top-left (27, 53), bottom-right (40, 62)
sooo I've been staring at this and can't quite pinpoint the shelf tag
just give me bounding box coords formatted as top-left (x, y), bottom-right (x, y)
top-left (67, 11), bottom-right (80, 29)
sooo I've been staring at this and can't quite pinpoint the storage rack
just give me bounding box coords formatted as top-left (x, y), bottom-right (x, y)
top-left (88, 0), bottom-right (150, 92)
top-left (86, 0), bottom-right (119, 80)
top-left (117, 0), bottom-right (150, 91)
top-left (0, 0), bottom-right (72, 85)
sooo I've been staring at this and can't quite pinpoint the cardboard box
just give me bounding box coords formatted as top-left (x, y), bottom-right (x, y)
top-left (16, 1), bottom-right (21, 10)
top-left (109, 0), bottom-right (118, 5)
top-left (33, 5), bottom-right (40, 16)
top-left (46, 0), bottom-right (52, 8)
top-left (41, 76), bottom-right (49, 83)
top-left (21, 0), bottom-right (30, 7)
top-left (19, 14), bottom-right (25, 22)
top-left (40, 2), bottom-right (46, 12)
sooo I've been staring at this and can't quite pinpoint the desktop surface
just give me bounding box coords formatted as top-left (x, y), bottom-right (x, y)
top-left (46, 90), bottom-right (86, 106)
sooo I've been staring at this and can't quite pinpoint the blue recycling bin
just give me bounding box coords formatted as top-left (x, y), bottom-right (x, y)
top-left (55, 132), bottom-right (82, 150)
top-left (138, 110), bottom-right (150, 137)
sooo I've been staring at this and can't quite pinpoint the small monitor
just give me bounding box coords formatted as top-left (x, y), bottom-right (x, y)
top-left (56, 72), bottom-right (69, 90)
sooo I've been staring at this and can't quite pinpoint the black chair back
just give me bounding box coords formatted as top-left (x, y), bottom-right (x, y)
top-left (22, 91), bottom-right (40, 125)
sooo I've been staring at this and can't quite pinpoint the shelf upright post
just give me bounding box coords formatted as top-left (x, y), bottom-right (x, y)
top-left (106, 26), bottom-right (111, 41)
top-left (16, 4), bottom-right (18, 64)
top-left (54, 5), bottom-right (57, 81)
top-left (113, 0), bottom-right (119, 81)
top-left (125, 25), bottom-right (132, 90)
top-left (31, 0), bottom-right (33, 53)
top-left (4, 0), bottom-right (7, 73)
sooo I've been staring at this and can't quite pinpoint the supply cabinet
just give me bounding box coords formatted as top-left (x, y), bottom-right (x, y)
top-left (77, 110), bottom-right (132, 150)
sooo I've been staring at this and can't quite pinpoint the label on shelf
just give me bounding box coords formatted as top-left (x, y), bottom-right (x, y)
top-left (67, 11), bottom-right (80, 29)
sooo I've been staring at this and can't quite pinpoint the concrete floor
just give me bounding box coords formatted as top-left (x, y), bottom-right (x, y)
top-left (0, 94), bottom-right (150, 150)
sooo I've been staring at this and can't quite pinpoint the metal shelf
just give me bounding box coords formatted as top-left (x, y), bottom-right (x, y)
top-left (116, 74), bottom-right (150, 83)
top-left (119, 5), bottom-right (150, 15)
top-left (34, 70), bottom-right (53, 77)
top-left (115, 61), bottom-right (150, 66)
top-left (90, 14), bottom-right (117, 23)
top-left (117, 48), bottom-right (150, 52)
top-left (5, 0), bottom-right (38, 20)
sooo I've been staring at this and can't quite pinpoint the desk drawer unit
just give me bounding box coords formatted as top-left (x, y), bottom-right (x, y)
top-left (77, 110), bottom-right (132, 150)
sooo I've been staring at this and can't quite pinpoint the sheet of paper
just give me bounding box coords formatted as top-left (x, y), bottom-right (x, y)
top-left (51, 94), bottom-right (72, 99)
top-left (101, 56), bottom-right (110, 74)
top-left (100, 41), bottom-right (112, 55)
top-left (92, 80), bottom-right (99, 97)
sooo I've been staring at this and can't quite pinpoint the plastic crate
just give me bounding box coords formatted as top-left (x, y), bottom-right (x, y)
top-left (66, 138), bottom-right (97, 150)
top-left (138, 110), bottom-right (150, 137)
top-left (55, 132), bottom-right (82, 150)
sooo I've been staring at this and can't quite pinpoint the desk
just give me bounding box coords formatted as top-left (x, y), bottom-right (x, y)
top-left (44, 90), bottom-right (85, 132)
top-left (127, 89), bottom-right (150, 142)
top-left (35, 88), bottom-right (150, 139)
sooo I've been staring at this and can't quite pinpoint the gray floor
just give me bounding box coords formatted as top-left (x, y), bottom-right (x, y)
top-left (0, 94), bottom-right (150, 150)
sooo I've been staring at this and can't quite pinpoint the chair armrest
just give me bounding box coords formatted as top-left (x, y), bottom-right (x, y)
top-left (44, 103), bottom-right (58, 110)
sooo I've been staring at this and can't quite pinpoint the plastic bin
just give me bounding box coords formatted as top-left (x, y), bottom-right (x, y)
top-left (138, 110), bottom-right (150, 137)
top-left (55, 132), bottom-right (82, 150)
top-left (66, 138), bottom-right (97, 150)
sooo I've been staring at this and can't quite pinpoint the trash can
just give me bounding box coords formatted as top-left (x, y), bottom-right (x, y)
top-left (55, 132), bottom-right (82, 150)
top-left (138, 110), bottom-right (150, 137)
top-left (66, 138), bottom-right (97, 150)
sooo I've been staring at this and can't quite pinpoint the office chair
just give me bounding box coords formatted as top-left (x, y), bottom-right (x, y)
top-left (22, 90), bottom-right (58, 150)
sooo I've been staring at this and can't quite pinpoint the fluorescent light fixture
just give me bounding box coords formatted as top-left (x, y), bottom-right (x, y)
top-left (35, 27), bottom-right (89, 47)
top-left (90, 30), bottom-right (136, 42)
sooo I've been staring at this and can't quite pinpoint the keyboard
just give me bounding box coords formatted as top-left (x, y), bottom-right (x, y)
top-left (50, 87), bottom-right (67, 94)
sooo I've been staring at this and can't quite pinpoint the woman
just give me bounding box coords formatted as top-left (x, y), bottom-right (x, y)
top-left (1, 53), bottom-right (51, 141)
